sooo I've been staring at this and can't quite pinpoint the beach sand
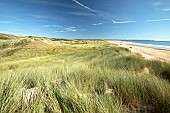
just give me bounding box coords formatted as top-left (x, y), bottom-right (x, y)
top-left (109, 41), bottom-right (170, 62)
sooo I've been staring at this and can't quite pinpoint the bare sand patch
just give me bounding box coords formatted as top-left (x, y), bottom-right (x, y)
top-left (109, 41), bottom-right (170, 62)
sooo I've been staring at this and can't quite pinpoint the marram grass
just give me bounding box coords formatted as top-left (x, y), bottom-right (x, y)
top-left (0, 40), bottom-right (170, 113)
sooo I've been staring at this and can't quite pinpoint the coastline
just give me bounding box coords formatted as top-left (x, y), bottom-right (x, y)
top-left (109, 41), bottom-right (170, 62)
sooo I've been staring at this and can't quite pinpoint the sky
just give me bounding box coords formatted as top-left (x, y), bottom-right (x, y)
top-left (0, 0), bottom-right (170, 40)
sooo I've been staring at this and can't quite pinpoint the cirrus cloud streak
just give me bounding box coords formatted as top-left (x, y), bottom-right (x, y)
top-left (145, 19), bottom-right (170, 22)
top-left (112, 20), bottom-right (137, 24)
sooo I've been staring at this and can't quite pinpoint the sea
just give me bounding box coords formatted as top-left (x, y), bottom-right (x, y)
top-left (120, 40), bottom-right (170, 50)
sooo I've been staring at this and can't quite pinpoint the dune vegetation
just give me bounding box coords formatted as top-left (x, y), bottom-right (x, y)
top-left (0, 33), bottom-right (170, 113)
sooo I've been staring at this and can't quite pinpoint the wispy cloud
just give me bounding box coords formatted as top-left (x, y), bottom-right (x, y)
top-left (112, 20), bottom-right (137, 24)
top-left (0, 21), bottom-right (13, 24)
top-left (13, 18), bottom-right (24, 22)
top-left (153, 1), bottom-right (160, 6)
top-left (67, 12), bottom-right (98, 16)
top-left (92, 23), bottom-right (102, 26)
top-left (42, 25), bottom-right (50, 28)
top-left (162, 8), bottom-right (170, 11)
top-left (54, 31), bottom-right (66, 33)
top-left (0, 16), bottom-right (24, 22)
top-left (29, 14), bottom-right (64, 21)
top-left (29, 14), bottom-right (49, 19)
top-left (42, 25), bottom-right (63, 28)
top-left (145, 19), bottom-right (170, 22)
top-left (54, 26), bottom-right (77, 33)
top-left (20, 0), bottom-right (82, 10)
top-left (64, 27), bottom-right (77, 32)
top-left (7, 16), bottom-right (24, 22)
top-left (52, 25), bottom-right (63, 28)
top-left (72, 0), bottom-right (96, 13)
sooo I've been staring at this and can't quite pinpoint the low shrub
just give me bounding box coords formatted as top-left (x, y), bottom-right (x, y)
top-left (14, 39), bottom-right (30, 47)
top-left (0, 36), bottom-right (10, 40)
top-left (147, 60), bottom-right (170, 81)
top-left (0, 42), bottom-right (10, 49)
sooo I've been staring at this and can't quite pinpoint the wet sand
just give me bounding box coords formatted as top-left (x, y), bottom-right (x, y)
top-left (109, 41), bottom-right (170, 62)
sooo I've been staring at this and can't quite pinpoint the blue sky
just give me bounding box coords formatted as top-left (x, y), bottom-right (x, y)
top-left (0, 0), bottom-right (170, 40)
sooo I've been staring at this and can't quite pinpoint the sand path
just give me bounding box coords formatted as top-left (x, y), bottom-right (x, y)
top-left (109, 41), bottom-right (170, 62)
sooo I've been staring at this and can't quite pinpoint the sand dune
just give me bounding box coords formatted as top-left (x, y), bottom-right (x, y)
top-left (109, 41), bottom-right (170, 62)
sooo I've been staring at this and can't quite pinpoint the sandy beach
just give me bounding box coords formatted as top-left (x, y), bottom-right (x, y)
top-left (109, 41), bottom-right (170, 62)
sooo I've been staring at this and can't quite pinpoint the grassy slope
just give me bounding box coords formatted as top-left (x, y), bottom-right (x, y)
top-left (0, 35), bottom-right (170, 113)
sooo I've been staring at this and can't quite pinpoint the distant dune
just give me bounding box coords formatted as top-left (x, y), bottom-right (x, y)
top-left (0, 33), bottom-right (19, 40)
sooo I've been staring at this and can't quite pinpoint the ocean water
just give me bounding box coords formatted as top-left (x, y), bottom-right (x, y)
top-left (121, 40), bottom-right (170, 50)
